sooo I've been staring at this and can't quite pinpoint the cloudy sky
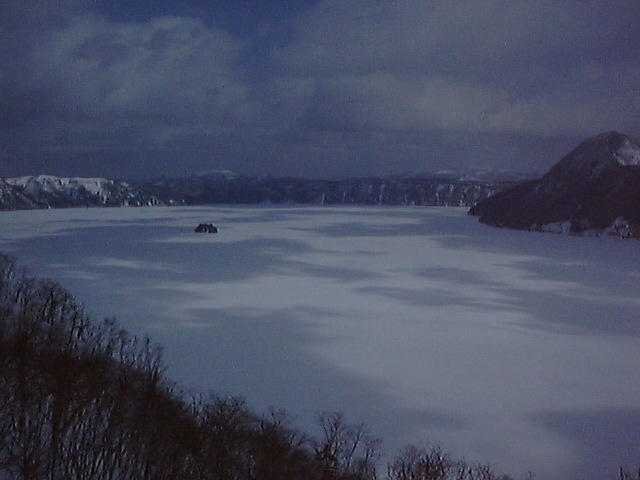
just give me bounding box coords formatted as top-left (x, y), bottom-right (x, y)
top-left (2, 0), bottom-right (639, 179)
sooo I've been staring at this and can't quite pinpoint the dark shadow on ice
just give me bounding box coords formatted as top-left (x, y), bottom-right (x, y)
top-left (293, 221), bottom-right (438, 238)
top-left (532, 408), bottom-right (640, 480)
top-left (2, 221), bottom-right (388, 335)
top-left (200, 206), bottom-right (426, 226)
top-left (50, 214), bottom-right (206, 225)
top-left (501, 255), bottom-right (640, 302)
top-left (355, 286), bottom-right (494, 310)
top-left (5, 223), bottom-right (380, 286)
top-left (404, 214), bottom-right (640, 337)
top-left (6, 225), bottom-right (313, 283)
top-left (155, 304), bottom-right (465, 455)
top-left (286, 261), bottom-right (387, 283)
top-left (412, 266), bottom-right (504, 288)
top-left (430, 216), bottom-right (640, 293)
top-left (379, 264), bottom-right (640, 338)
top-left (333, 214), bottom-right (640, 337)
top-left (487, 286), bottom-right (640, 337)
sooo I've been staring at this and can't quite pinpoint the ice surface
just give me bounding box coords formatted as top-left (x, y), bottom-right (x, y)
top-left (1, 205), bottom-right (639, 480)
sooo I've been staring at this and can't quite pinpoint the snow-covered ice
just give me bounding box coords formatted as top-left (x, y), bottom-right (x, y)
top-left (1, 205), bottom-right (639, 480)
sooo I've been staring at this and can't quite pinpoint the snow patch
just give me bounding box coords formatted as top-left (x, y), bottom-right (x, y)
top-left (196, 169), bottom-right (239, 179)
top-left (537, 221), bottom-right (573, 234)
top-left (614, 139), bottom-right (640, 166)
top-left (602, 217), bottom-right (634, 238)
top-left (536, 217), bottom-right (635, 239)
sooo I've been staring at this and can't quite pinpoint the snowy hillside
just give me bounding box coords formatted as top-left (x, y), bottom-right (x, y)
top-left (0, 175), bottom-right (163, 210)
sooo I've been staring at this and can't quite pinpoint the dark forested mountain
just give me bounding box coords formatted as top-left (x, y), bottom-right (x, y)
top-left (0, 173), bottom-right (518, 211)
top-left (470, 132), bottom-right (640, 238)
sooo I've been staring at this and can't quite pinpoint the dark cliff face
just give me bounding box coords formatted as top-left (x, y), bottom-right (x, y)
top-left (470, 132), bottom-right (640, 238)
top-left (144, 176), bottom-right (508, 207)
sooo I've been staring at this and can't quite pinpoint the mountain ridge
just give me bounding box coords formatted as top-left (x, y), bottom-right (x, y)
top-left (0, 173), bottom-right (519, 211)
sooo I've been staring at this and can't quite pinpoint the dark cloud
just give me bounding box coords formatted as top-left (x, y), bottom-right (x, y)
top-left (1, 0), bottom-right (639, 178)
top-left (1, 5), bottom-right (257, 176)
top-left (276, 0), bottom-right (640, 78)
top-left (273, 0), bottom-right (640, 137)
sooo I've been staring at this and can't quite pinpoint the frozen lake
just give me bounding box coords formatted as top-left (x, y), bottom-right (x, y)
top-left (1, 205), bottom-right (639, 479)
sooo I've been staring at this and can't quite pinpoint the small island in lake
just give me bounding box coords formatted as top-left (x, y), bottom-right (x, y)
top-left (194, 223), bottom-right (218, 233)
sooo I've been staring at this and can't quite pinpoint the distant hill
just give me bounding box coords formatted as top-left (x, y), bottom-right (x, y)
top-left (0, 173), bottom-right (521, 210)
top-left (470, 131), bottom-right (640, 238)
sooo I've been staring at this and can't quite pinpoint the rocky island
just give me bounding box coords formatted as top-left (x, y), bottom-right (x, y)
top-left (194, 223), bottom-right (218, 233)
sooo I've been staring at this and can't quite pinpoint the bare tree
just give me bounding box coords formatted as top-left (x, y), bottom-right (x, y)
top-left (315, 412), bottom-right (381, 480)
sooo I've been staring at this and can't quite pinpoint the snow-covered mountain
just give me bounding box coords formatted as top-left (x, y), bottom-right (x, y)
top-left (0, 173), bottom-right (518, 211)
top-left (0, 175), bottom-right (163, 210)
top-left (470, 131), bottom-right (640, 238)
